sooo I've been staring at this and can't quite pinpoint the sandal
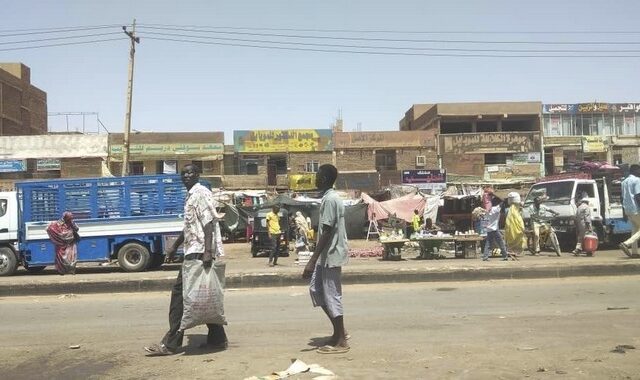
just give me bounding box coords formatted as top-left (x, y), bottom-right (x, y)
top-left (317, 345), bottom-right (350, 354)
top-left (144, 343), bottom-right (175, 356)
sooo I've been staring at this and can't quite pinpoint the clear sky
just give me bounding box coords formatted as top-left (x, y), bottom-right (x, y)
top-left (2, 0), bottom-right (639, 143)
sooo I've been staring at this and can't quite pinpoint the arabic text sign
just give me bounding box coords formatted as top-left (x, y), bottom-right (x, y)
top-left (543, 103), bottom-right (640, 114)
top-left (513, 152), bottom-right (541, 164)
top-left (234, 129), bottom-right (333, 153)
top-left (583, 136), bottom-right (607, 153)
top-left (36, 159), bottom-right (61, 171)
top-left (402, 169), bottom-right (446, 190)
top-left (289, 174), bottom-right (316, 191)
top-left (0, 160), bottom-right (26, 173)
top-left (110, 143), bottom-right (224, 156)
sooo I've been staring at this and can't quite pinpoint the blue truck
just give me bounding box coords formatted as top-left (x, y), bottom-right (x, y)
top-left (0, 175), bottom-right (186, 276)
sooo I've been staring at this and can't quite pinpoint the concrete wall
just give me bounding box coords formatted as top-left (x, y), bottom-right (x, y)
top-left (60, 158), bottom-right (104, 178)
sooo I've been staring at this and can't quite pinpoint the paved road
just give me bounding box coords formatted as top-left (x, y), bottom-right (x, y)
top-left (2, 277), bottom-right (640, 379)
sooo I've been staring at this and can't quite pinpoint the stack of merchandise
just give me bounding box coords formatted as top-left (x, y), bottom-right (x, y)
top-left (296, 251), bottom-right (313, 266)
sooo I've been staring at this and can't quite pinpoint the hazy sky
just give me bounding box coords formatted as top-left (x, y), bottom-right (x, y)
top-left (2, 0), bottom-right (639, 143)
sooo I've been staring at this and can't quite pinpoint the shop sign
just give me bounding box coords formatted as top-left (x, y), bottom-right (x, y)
top-left (544, 103), bottom-right (640, 114)
top-left (543, 104), bottom-right (577, 114)
top-left (582, 136), bottom-right (607, 153)
top-left (36, 159), bottom-right (61, 171)
top-left (440, 132), bottom-right (539, 155)
top-left (0, 160), bottom-right (26, 173)
top-left (401, 169), bottom-right (447, 191)
top-left (234, 129), bottom-right (333, 153)
top-left (610, 103), bottom-right (640, 113)
top-left (544, 136), bottom-right (581, 146)
top-left (512, 152), bottom-right (540, 164)
top-left (110, 143), bottom-right (224, 156)
top-left (289, 173), bottom-right (316, 191)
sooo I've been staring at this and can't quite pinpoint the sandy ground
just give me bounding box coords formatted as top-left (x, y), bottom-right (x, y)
top-left (1, 276), bottom-right (640, 379)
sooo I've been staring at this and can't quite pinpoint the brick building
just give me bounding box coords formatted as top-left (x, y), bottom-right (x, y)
top-left (228, 129), bottom-right (334, 189)
top-left (0, 63), bottom-right (47, 136)
top-left (400, 102), bottom-right (543, 181)
top-left (108, 132), bottom-right (224, 181)
top-left (333, 131), bottom-right (438, 189)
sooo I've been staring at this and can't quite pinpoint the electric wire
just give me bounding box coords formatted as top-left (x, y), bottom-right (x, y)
top-left (0, 32), bottom-right (123, 46)
top-left (0, 24), bottom-right (124, 38)
top-left (139, 31), bottom-right (640, 54)
top-left (137, 25), bottom-right (640, 45)
top-left (0, 38), bottom-right (125, 52)
top-left (138, 23), bottom-right (640, 35)
top-left (142, 36), bottom-right (640, 58)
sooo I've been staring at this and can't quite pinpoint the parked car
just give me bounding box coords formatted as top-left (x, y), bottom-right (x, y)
top-left (250, 208), bottom-right (290, 257)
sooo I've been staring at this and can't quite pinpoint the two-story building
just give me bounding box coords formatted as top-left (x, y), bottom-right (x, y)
top-left (542, 103), bottom-right (640, 174)
top-left (400, 102), bottom-right (544, 182)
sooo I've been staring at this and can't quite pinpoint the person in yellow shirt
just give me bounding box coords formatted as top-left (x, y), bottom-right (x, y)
top-left (266, 205), bottom-right (282, 266)
top-left (410, 209), bottom-right (423, 237)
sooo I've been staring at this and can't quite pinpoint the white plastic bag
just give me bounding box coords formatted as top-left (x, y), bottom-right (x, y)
top-left (180, 259), bottom-right (226, 331)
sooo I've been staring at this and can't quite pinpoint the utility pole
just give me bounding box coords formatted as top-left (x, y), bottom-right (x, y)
top-left (121, 19), bottom-right (140, 176)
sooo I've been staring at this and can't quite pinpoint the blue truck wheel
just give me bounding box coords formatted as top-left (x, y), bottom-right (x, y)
top-left (117, 242), bottom-right (150, 272)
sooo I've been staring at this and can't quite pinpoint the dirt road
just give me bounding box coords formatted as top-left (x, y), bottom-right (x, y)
top-left (2, 276), bottom-right (639, 379)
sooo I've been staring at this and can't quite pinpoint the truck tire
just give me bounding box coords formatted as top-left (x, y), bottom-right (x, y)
top-left (0, 247), bottom-right (18, 276)
top-left (117, 242), bottom-right (150, 272)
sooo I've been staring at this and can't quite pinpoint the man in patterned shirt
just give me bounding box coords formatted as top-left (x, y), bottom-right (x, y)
top-left (145, 163), bottom-right (227, 356)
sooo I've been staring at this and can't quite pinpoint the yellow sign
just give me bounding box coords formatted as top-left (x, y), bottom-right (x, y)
top-left (234, 129), bottom-right (333, 153)
top-left (110, 143), bottom-right (224, 157)
top-left (582, 136), bottom-right (607, 153)
top-left (289, 174), bottom-right (316, 191)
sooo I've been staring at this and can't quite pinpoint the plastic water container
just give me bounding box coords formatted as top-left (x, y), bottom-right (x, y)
top-left (583, 232), bottom-right (599, 254)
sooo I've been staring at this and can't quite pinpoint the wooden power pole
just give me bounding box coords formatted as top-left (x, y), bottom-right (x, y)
top-left (121, 19), bottom-right (140, 176)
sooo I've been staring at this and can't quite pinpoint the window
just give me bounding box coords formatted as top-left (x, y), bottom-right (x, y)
top-left (375, 150), bottom-right (397, 171)
top-left (440, 122), bottom-right (472, 134)
top-left (575, 183), bottom-right (595, 199)
top-left (484, 153), bottom-right (512, 165)
top-left (246, 163), bottom-right (258, 175)
top-left (304, 161), bottom-right (319, 173)
top-left (129, 161), bottom-right (144, 175)
top-left (157, 160), bottom-right (177, 174)
top-left (476, 121), bottom-right (498, 133)
top-left (502, 120), bottom-right (536, 132)
top-left (0, 199), bottom-right (7, 217)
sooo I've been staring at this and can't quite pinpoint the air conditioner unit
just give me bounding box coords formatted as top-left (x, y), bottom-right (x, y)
top-left (415, 155), bottom-right (426, 167)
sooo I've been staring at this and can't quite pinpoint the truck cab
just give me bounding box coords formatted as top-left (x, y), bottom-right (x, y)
top-left (0, 192), bottom-right (19, 275)
top-left (523, 173), bottom-right (630, 250)
top-left (523, 177), bottom-right (601, 250)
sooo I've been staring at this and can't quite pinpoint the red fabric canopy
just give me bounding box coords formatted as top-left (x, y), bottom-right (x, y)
top-left (361, 193), bottom-right (426, 222)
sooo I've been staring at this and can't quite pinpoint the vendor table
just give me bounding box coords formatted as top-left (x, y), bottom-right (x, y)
top-left (380, 239), bottom-right (409, 260)
top-left (412, 235), bottom-right (484, 259)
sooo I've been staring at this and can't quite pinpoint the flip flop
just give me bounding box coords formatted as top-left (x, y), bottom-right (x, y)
top-left (317, 345), bottom-right (350, 354)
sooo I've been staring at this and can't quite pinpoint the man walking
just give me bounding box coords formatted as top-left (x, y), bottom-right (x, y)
top-left (620, 164), bottom-right (640, 257)
top-left (481, 196), bottom-right (508, 261)
top-left (266, 205), bottom-right (282, 266)
top-left (303, 164), bottom-right (350, 354)
top-left (145, 164), bottom-right (227, 356)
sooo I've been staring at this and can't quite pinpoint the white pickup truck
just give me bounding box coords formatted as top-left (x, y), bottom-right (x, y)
top-left (522, 174), bottom-right (631, 251)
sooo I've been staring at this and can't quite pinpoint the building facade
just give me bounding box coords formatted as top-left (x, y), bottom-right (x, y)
top-left (108, 132), bottom-right (224, 181)
top-left (333, 130), bottom-right (438, 190)
top-left (400, 102), bottom-right (543, 181)
top-left (0, 63), bottom-right (47, 136)
top-left (542, 103), bottom-right (640, 174)
top-left (0, 134), bottom-right (109, 190)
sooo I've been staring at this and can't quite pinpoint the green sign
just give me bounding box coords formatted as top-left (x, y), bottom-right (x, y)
top-left (110, 143), bottom-right (224, 156)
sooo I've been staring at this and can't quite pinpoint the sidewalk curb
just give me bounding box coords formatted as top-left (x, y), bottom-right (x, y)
top-left (2, 262), bottom-right (639, 297)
